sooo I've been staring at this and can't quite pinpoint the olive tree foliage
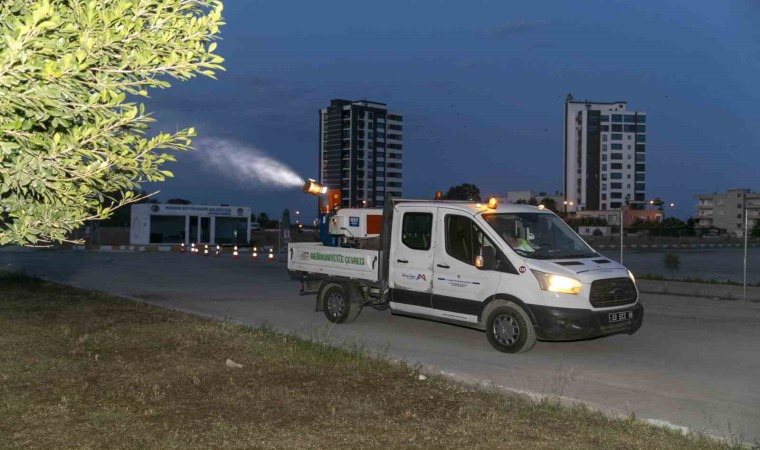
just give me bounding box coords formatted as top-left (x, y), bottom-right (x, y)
top-left (0, 0), bottom-right (224, 246)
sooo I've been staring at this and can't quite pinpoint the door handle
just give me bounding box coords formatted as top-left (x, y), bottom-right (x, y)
top-left (397, 259), bottom-right (408, 264)
top-left (436, 264), bottom-right (450, 269)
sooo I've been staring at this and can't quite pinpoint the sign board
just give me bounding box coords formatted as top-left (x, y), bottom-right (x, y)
top-left (142, 204), bottom-right (249, 217)
top-left (283, 229), bottom-right (291, 243)
top-left (349, 216), bottom-right (360, 227)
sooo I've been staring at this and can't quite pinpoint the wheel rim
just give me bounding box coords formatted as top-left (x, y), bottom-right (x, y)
top-left (493, 314), bottom-right (520, 346)
top-left (326, 291), bottom-right (345, 318)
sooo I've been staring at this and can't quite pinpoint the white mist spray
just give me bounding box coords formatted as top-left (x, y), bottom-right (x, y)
top-left (192, 137), bottom-right (304, 188)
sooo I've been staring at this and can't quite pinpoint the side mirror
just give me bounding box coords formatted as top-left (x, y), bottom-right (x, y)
top-left (475, 246), bottom-right (497, 270)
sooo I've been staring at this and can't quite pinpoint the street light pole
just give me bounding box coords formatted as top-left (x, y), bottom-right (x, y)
top-left (744, 208), bottom-right (748, 302)
top-left (620, 207), bottom-right (624, 264)
top-left (620, 195), bottom-right (630, 264)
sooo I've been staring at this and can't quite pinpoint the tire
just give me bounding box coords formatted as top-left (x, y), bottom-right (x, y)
top-left (321, 283), bottom-right (361, 324)
top-left (485, 303), bottom-right (537, 353)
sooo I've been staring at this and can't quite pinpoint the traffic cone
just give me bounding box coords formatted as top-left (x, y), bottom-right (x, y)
top-left (180, 243), bottom-right (186, 253)
top-left (203, 244), bottom-right (209, 256)
top-left (232, 245), bottom-right (239, 259)
top-left (267, 249), bottom-right (274, 262)
top-left (252, 246), bottom-right (258, 261)
top-left (214, 245), bottom-right (221, 257)
top-left (191, 242), bottom-right (197, 254)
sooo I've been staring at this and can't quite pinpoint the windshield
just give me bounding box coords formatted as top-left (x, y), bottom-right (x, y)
top-left (482, 212), bottom-right (597, 260)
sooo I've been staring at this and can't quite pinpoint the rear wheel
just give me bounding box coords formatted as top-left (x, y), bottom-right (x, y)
top-left (321, 283), bottom-right (361, 324)
top-left (485, 303), bottom-right (537, 353)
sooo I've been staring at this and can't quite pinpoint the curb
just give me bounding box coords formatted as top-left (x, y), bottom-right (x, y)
top-left (74, 245), bottom-right (175, 252)
top-left (638, 279), bottom-right (760, 302)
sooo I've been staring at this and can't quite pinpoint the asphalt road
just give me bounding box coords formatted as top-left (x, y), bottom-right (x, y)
top-left (2, 250), bottom-right (759, 443)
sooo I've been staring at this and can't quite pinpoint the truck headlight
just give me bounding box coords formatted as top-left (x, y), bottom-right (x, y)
top-left (628, 270), bottom-right (636, 284)
top-left (531, 270), bottom-right (582, 295)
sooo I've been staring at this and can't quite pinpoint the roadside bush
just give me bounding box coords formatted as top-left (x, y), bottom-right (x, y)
top-left (663, 252), bottom-right (680, 278)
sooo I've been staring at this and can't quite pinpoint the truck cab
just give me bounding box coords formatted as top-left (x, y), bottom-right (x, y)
top-left (387, 201), bottom-right (642, 352)
top-left (288, 198), bottom-right (643, 353)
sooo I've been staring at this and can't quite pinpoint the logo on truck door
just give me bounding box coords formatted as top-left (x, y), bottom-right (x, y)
top-left (402, 273), bottom-right (427, 282)
top-left (349, 216), bottom-right (360, 227)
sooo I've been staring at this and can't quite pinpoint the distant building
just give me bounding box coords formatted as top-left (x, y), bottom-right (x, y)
top-left (577, 226), bottom-right (611, 237)
top-left (574, 208), bottom-right (663, 228)
top-left (695, 189), bottom-right (760, 237)
top-left (564, 95), bottom-right (647, 212)
top-left (130, 204), bottom-right (250, 245)
top-left (506, 190), bottom-right (535, 204)
top-left (502, 191), bottom-right (563, 208)
top-left (319, 99), bottom-right (404, 208)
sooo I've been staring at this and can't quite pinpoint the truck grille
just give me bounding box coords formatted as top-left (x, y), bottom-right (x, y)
top-left (589, 278), bottom-right (637, 308)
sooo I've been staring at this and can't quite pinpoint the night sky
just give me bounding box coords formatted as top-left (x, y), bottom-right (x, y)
top-left (144, 0), bottom-right (760, 222)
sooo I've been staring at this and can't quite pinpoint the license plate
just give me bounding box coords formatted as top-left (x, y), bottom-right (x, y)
top-left (608, 311), bottom-right (633, 323)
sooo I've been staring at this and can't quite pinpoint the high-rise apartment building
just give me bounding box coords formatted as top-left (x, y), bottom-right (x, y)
top-left (319, 99), bottom-right (404, 208)
top-left (695, 189), bottom-right (760, 237)
top-left (564, 95), bottom-right (647, 212)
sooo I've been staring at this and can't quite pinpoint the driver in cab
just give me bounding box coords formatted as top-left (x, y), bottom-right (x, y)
top-left (505, 231), bottom-right (535, 253)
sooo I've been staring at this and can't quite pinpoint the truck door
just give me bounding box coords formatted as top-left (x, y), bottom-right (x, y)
top-left (432, 210), bottom-right (501, 323)
top-left (388, 206), bottom-right (437, 316)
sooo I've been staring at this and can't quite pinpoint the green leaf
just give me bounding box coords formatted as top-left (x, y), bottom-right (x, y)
top-left (0, 0), bottom-right (225, 246)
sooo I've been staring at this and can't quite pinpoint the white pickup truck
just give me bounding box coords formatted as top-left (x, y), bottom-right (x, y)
top-left (288, 198), bottom-right (643, 353)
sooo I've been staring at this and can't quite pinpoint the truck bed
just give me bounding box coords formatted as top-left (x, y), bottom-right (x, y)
top-left (287, 242), bottom-right (380, 282)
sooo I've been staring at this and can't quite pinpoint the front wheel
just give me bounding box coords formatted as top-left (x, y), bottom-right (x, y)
top-left (485, 304), bottom-right (537, 353)
top-left (321, 283), bottom-right (361, 324)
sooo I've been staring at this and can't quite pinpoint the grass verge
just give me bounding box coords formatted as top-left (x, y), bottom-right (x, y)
top-left (0, 273), bottom-right (742, 449)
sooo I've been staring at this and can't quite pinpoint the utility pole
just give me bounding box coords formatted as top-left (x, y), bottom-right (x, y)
top-left (621, 194), bottom-right (630, 264)
top-left (620, 207), bottom-right (624, 264)
top-left (744, 209), bottom-right (748, 302)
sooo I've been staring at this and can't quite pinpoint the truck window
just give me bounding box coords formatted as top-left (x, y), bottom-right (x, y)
top-left (445, 215), bottom-right (496, 265)
top-left (401, 213), bottom-right (432, 250)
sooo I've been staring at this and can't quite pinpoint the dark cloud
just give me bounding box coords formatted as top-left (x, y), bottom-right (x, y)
top-left (462, 61), bottom-right (487, 70)
top-left (491, 21), bottom-right (539, 39)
